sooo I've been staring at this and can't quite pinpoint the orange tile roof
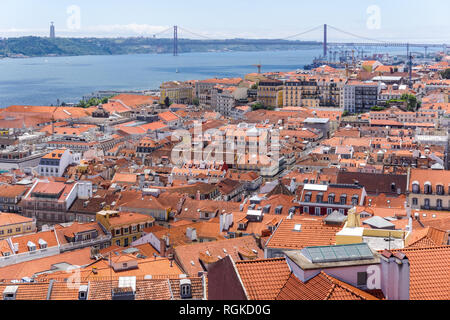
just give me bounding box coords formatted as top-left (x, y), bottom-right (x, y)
top-left (39, 256), bottom-right (184, 282)
top-left (9, 230), bottom-right (59, 254)
top-left (0, 212), bottom-right (33, 227)
top-left (0, 184), bottom-right (29, 198)
top-left (139, 121), bottom-right (168, 131)
top-left (0, 247), bottom-right (93, 280)
top-left (390, 246), bottom-right (450, 300)
top-left (266, 218), bottom-right (341, 250)
top-left (409, 168), bottom-right (450, 189)
top-left (174, 236), bottom-right (264, 276)
top-left (235, 257), bottom-right (291, 300)
top-left (406, 227), bottom-right (449, 248)
top-left (106, 212), bottom-right (155, 228)
top-left (111, 94), bottom-right (158, 108)
top-left (0, 283), bottom-right (49, 300)
top-left (111, 172), bottom-right (137, 184)
top-left (159, 111), bottom-right (180, 122)
top-left (42, 149), bottom-right (67, 159)
top-left (276, 271), bottom-right (379, 300)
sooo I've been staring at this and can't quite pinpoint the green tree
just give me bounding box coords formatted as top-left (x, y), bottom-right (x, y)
top-left (251, 102), bottom-right (274, 111)
top-left (251, 84), bottom-right (258, 90)
top-left (164, 96), bottom-right (171, 108)
top-left (192, 98), bottom-right (200, 106)
top-left (401, 93), bottom-right (419, 111)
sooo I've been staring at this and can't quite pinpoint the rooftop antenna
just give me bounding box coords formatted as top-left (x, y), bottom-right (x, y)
top-left (408, 51), bottom-right (413, 89)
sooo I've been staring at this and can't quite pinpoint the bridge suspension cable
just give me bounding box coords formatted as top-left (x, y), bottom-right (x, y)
top-left (177, 26), bottom-right (216, 40)
top-left (152, 26), bottom-right (174, 38)
top-left (280, 24), bottom-right (323, 40)
top-left (327, 25), bottom-right (391, 44)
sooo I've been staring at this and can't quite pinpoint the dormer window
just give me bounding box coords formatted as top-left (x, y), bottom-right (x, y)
top-left (3, 286), bottom-right (18, 300)
top-left (180, 279), bottom-right (192, 299)
top-left (351, 195), bottom-right (359, 206)
top-left (38, 238), bottom-right (47, 249)
top-left (340, 194), bottom-right (347, 205)
top-left (27, 241), bottom-right (36, 252)
top-left (78, 285), bottom-right (88, 300)
top-left (316, 193), bottom-right (323, 203)
top-left (328, 194), bottom-right (335, 204)
top-left (304, 193), bottom-right (311, 202)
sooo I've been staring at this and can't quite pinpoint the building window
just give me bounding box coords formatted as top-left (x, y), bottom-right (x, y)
top-left (424, 199), bottom-right (430, 209)
top-left (412, 198), bottom-right (418, 206)
top-left (303, 206), bottom-right (309, 214)
top-left (304, 193), bottom-right (311, 202)
top-left (328, 195), bottom-right (335, 204)
top-left (327, 208), bottom-right (333, 214)
top-left (357, 272), bottom-right (368, 286)
top-left (115, 240), bottom-right (120, 246)
top-left (437, 199), bottom-right (443, 209)
top-left (424, 183), bottom-right (432, 195)
top-left (15, 228), bottom-right (20, 232)
top-left (314, 207), bottom-right (321, 216)
top-left (436, 185), bottom-right (444, 195)
top-left (412, 183), bottom-right (420, 194)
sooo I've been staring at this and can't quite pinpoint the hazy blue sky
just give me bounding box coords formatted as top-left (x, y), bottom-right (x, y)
top-left (0, 0), bottom-right (448, 42)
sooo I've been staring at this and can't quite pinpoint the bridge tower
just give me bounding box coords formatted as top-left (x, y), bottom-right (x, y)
top-left (323, 24), bottom-right (327, 57)
top-left (173, 25), bottom-right (178, 56)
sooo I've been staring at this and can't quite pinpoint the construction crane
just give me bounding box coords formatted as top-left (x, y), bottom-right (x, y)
top-left (253, 63), bottom-right (262, 74)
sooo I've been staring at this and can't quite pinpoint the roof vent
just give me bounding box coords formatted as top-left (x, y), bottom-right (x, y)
top-left (293, 224), bottom-right (302, 232)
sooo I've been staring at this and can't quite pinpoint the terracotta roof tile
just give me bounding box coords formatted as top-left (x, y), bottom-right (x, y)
top-left (266, 218), bottom-right (341, 250)
top-left (391, 246), bottom-right (450, 300)
top-left (235, 257), bottom-right (291, 300)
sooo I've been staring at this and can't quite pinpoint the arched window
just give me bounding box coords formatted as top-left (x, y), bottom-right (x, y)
top-left (340, 194), bottom-right (347, 205)
top-left (424, 182), bottom-right (432, 194)
top-left (411, 181), bottom-right (420, 194)
top-left (328, 193), bottom-right (335, 204)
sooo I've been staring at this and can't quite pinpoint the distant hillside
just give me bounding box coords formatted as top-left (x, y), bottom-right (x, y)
top-left (0, 36), bottom-right (321, 58)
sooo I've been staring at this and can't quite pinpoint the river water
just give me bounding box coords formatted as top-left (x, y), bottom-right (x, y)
top-left (0, 46), bottom-right (427, 107)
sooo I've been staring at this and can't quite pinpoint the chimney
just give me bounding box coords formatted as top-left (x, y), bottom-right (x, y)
top-left (380, 250), bottom-right (410, 300)
top-left (196, 190), bottom-right (201, 200)
top-left (186, 227), bottom-right (197, 241)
